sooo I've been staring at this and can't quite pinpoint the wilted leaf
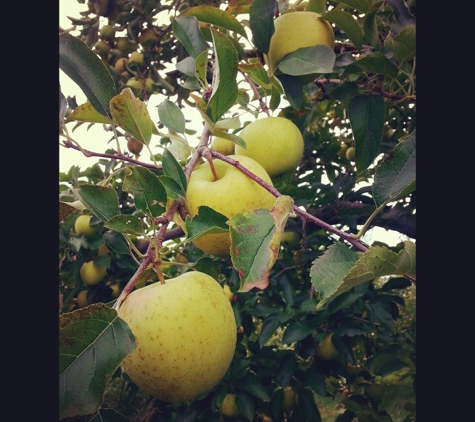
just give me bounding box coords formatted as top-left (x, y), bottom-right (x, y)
top-left (59, 305), bottom-right (136, 420)
top-left (231, 196), bottom-right (293, 292)
top-left (65, 101), bottom-right (111, 124)
top-left (59, 32), bottom-right (117, 117)
top-left (373, 130), bottom-right (416, 206)
top-left (348, 93), bottom-right (385, 173)
top-left (123, 167), bottom-right (167, 218)
top-left (75, 185), bottom-right (120, 222)
top-left (110, 88), bottom-right (155, 145)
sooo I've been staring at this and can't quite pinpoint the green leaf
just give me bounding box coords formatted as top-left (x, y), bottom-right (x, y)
top-left (275, 74), bottom-right (303, 110)
top-left (195, 49), bottom-right (209, 85)
top-left (344, 241), bottom-right (416, 283)
top-left (310, 242), bottom-right (361, 310)
top-left (110, 88), bottom-right (155, 145)
top-left (348, 93), bottom-right (385, 173)
top-left (306, 0), bottom-right (328, 14)
top-left (324, 9), bottom-right (364, 52)
top-left (343, 52), bottom-right (399, 78)
top-left (209, 129), bottom-right (246, 149)
top-left (249, 0), bottom-right (276, 54)
top-left (104, 230), bottom-right (134, 255)
top-left (157, 99), bottom-right (186, 134)
top-left (239, 375), bottom-right (271, 401)
top-left (185, 205), bottom-right (229, 241)
top-left (75, 185), bottom-right (120, 222)
top-left (59, 305), bottom-right (136, 420)
top-left (236, 394), bottom-right (255, 421)
top-left (363, 8), bottom-right (380, 50)
top-left (282, 322), bottom-right (315, 344)
top-left (172, 16), bottom-right (208, 59)
top-left (104, 215), bottom-right (144, 235)
top-left (384, 24), bottom-right (416, 65)
top-left (161, 148), bottom-right (187, 196)
top-left (294, 387), bottom-right (322, 422)
top-left (206, 30), bottom-right (239, 123)
top-left (373, 130), bottom-right (416, 206)
top-left (231, 196), bottom-right (293, 292)
top-left (123, 167), bottom-right (167, 218)
top-left (258, 316), bottom-right (281, 347)
top-left (239, 62), bottom-right (273, 89)
top-left (184, 5), bottom-right (248, 38)
top-left (278, 44), bottom-right (335, 75)
top-left (59, 33), bottom-right (117, 118)
top-left (65, 101), bottom-right (111, 124)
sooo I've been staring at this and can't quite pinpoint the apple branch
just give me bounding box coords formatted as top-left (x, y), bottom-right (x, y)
top-left (240, 69), bottom-right (270, 117)
top-left (209, 150), bottom-right (368, 253)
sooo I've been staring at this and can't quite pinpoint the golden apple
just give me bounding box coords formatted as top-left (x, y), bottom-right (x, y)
top-left (211, 137), bottom-right (235, 155)
top-left (220, 393), bottom-right (240, 419)
top-left (223, 285), bottom-right (234, 303)
top-left (234, 117), bottom-right (304, 180)
top-left (315, 333), bottom-right (339, 360)
top-left (80, 261), bottom-right (107, 286)
top-left (117, 271), bottom-right (237, 402)
top-left (283, 386), bottom-right (296, 412)
top-left (346, 146), bottom-right (355, 161)
top-left (266, 11), bottom-right (335, 75)
top-left (76, 290), bottom-right (89, 308)
top-left (185, 155), bottom-right (276, 257)
top-left (74, 214), bottom-right (97, 237)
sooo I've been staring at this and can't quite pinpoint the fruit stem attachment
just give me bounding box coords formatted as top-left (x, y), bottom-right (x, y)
top-left (200, 147), bottom-right (219, 181)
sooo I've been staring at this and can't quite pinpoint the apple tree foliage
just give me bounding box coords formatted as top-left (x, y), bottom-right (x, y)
top-left (59, 0), bottom-right (416, 421)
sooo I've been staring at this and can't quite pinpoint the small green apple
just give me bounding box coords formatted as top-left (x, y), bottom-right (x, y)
top-left (117, 271), bottom-right (237, 402)
top-left (220, 393), bottom-right (240, 419)
top-left (234, 117), bottom-right (304, 180)
top-left (281, 231), bottom-right (300, 249)
top-left (185, 155), bottom-right (276, 257)
top-left (211, 137), bottom-right (235, 155)
top-left (129, 51), bottom-right (144, 66)
top-left (346, 146), bottom-right (355, 161)
top-left (99, 24), bottom-right (115, 41)
top-left (76, 290), bottom-right (89, 308)
top-left (283, 387), bottom-right (296, 412)
top-left (74, 214), bottom-right (97, 237)
top-left (93, 40), bottom-right (110, 59)
top-left (80, 261), bottom-right (107, 286)
top-left (266, 11), bottom-right (335, 75)
top-left (364, 382), bottom-right (385, 403)
top-left (315, 333), bottom-right (340, 360)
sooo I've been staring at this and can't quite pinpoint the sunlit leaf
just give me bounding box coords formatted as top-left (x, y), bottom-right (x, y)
top-left (184, 5), bottom-right (248, 38)
top-left (59, 305), bottom-right (136, 419)
top-left (162, 148), bottom-right (188, 196)
top-left (104, 215), bottom-right (144, 235)
top-left (75, 185), bottom-right (120, 222)
top-left (110, 88), bottom-right (155, 145)
top-left (185, 205), bottom-right (229, 241)
top-left (384, 24), bottom-right (416, 65)
top-left (324, 9), bottom-right (364, 51)
top-left (123, 166), bottom-right (167, 218)
top-left (157, 99), bottom-right (186, 134)
top-left (65, 101), bottom-right (111, 124)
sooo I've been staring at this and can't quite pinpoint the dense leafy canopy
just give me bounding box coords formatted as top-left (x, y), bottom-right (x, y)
top-left (59, 0), bottom-right (416, 421)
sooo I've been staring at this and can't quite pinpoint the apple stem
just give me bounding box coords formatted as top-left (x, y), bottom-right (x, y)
top-left (201, 147), bottom-right (219, 181)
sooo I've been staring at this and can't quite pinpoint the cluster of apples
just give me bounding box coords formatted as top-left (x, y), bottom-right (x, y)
top-left (83, 9), bottom-right (337, 409)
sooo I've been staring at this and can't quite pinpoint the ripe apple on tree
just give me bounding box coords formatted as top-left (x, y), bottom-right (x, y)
top-left (185, 154), bottom-right (276, 257)
top-left (234, 117), bottom-right (304, 181)
top-left (210, 136), bottom-right (235, 155)
top-left (220, 393), bottom-right (241, 419)
top-left (117, 271), bottom-right (237, 402)
top-left (74, 214), bottom-right (97, 237)
top-left (265, 11), bottom-right (335, 75)
top-left (80, 261), bottom-right (107, 286)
